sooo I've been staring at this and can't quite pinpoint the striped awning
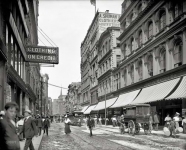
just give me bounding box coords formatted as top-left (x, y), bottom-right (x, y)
top-left (131, 78), bottom-right (180, 104)
top-left (110, 89), bottom-right (140, 108)
top-left (84, 105), bottom-right (97, 114)
top-left (92, 97), bottom-right (118, 111)
top-left (81, 105), bottom-right (89, 113)
top-left (166, 76), bottom-right (186, 100)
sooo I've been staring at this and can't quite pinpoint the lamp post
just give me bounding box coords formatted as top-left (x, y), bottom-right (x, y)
top-left (105, 87), bottom-right (107, 126)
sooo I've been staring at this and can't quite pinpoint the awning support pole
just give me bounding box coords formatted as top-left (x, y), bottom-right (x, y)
top-left (105, 88), bottom-right (107, 126)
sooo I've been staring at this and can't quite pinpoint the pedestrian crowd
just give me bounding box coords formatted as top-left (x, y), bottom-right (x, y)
top-left (0, 102), bottom-right (51, 150)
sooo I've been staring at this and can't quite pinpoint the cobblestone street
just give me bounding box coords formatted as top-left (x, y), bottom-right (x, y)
top-left (40, 123), bottom-right (186, 150)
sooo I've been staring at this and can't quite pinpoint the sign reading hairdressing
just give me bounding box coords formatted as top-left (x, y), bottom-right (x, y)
top-left (26, 46), bottom-right (59, 64)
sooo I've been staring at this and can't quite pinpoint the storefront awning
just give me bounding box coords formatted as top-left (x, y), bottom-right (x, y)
top-left (92, 97), bottom-right (118, 111)
top-left (81, 105), bottom-right (89, 112)
top-left (84, 105), bottom-right (97, 115)
top-left (131, 78), bottom-right (180, 104)
top-left (110, 89), bottom-right (140, 108)
top-left (166, 76), bottom-right (186, 100)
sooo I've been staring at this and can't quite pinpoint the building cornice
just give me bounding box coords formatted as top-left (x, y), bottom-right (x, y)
top-left (98, 49), bottom-right (112, 64)
top-left (98, 69), bottom-right (112, 82)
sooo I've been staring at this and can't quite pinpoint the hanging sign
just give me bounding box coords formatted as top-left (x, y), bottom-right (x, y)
top-left (26, 46), bottom-right (59, 64)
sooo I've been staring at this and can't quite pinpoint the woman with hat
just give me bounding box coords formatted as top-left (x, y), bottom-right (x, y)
top-left (173, 112), bottom-right (180, 132)
top-left (64, 114), bottom-right (71, 134)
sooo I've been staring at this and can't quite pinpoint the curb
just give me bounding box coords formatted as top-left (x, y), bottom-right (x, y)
top-left (97, 126), bottom-right (186, 140)
top-left (38, 133), bottom-right (44, 150)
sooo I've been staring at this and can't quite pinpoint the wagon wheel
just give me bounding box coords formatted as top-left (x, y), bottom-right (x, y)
top-left (128, 120), bottom-right (135, 136)
top-left (135, 123), bottom-right (140, 134)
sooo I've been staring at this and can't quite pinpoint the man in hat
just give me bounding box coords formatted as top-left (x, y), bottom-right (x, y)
top-left (37, 115), bottom-right (43, 136)
top-left (43, 116), bottom-right (50, 136)
top-left (0, 102), bottom-right (20, 150)
top-left (20, 109), bottom-right (38, 150)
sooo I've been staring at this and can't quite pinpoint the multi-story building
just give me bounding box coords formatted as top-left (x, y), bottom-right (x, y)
top-left (65, 82), bottom-right (81, 113)
top-left (108, 0), bottom-right (186, 124)
top-left (80, 10), bottom-right (120, 110)
top-left (0, 0), bottom-right (41, 115)
top-left (41, 74), bottom-right (49, 116)
top-left (97, 27), bottom-right (121, 100)
top-left (52, 90), bottom-right (66, 116)
top-left (48, 97), bottom-right (52, 116)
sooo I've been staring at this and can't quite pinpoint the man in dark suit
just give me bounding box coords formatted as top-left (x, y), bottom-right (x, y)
top-left (21, 109), bottom-right (38, 150)
top-left (37, 116), bottom-right (43, 136)
top-left (0, 102), bottom-right (20, 150)
top-left (87, 116), bottom-right (94, 137)
top-left (43, 116), bottom-right (50, 136)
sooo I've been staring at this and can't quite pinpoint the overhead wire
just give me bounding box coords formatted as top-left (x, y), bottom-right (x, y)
top-left (42, 81), bottom-right (68, 89)
top-left (38, 29), bottom-right (55, 47)
top-left (38, 26), bottom-right (58, 47)
top-left (38, 37), bottom-right (46, 46)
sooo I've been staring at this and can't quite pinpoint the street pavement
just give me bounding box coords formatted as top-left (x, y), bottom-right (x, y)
top-left (40, 123), bottom-right (186, 150)
top-left (20, 130), bottom-right (43, 150)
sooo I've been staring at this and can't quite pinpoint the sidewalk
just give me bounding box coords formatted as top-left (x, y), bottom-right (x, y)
top-left (20, 131), bottom-right (44, 150)
top-left (94, 125), bottom-right (186, 139)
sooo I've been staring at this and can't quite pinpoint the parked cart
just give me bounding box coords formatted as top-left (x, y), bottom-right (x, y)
top-left (120, 104), bottom-right (151, 135)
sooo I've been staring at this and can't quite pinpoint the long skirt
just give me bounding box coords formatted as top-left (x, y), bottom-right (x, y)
top-left (65, 123), bottom-right (71, 134)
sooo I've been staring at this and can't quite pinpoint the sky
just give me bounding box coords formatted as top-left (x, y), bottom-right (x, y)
top-left (38, 0), bottom-right (123, 99)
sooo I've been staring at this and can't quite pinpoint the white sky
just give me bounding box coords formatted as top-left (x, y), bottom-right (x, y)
top-left (39, 0), bottom-right (123, 99)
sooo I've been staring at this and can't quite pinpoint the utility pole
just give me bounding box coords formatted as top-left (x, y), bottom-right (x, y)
top-left (105, 87), bottom-right (106, 126)
top-left (40, 76), bottom-right (43, 116)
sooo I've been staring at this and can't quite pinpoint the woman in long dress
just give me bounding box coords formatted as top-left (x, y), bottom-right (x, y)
top-left (64, 115), bottom-right (71, 134)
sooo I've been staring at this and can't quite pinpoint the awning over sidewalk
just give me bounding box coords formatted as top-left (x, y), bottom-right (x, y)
top-left (84, 105), bottom-right (97, 114)
top-left (131, 78), bottom-right (180, 104)
top-left (110, 89), bottom-right (140, 108)
top-left (92, 97), bottom-right (118, 111)
top-left (166, 76), bottom-right (186, 100)
top-left (81, 105), bottom-right (89, 113)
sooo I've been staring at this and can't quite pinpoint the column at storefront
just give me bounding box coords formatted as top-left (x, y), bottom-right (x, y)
top-left (0, 59), bottom-right (6, 110)
top-left (24, 94), bottom-right (29, 111)
top-left (19, 91), bottom-right (23, 115)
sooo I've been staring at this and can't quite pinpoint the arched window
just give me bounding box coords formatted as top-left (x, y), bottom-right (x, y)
top-left (130, 65), bottom-right (134, 83)
top-left (138, 30), bottom-right (143, 47)
top-left (138, 61), bottom-right (143, 81)
top-left (138, 3), bottom-right (142, 13)
top-left (174, 5), bottom-right (179, 18)
top-left (174, 40), bottom-right (182, 67)
top-left (159, 10), bottom-right (166, 30)
top-left (148, 22), bottom-right (153, 39)
top-left (131, 13), bottom-right (134, 22)
top-left (147, 55), bottom-right (153, 76)
top-left (108, 39), bottom-right (110, 50)
top-left (105, 42), bottom-right (107, 52)
top-left (159, 49), bottom-right (166, 72)
top-left (131, 37), bottom-right (135, 51)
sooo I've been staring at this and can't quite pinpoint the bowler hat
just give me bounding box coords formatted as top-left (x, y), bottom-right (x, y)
top-left (24, 109), bottom-right (32, 114)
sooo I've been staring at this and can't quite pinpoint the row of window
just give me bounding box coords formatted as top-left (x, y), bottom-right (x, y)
top-left (122, 3), bottom-right (183, 60)
top-left (114, 39), bottom-right (183, 90)
top-left (99, 78), bottom-right (112, 96)
top-left (99, 58), bottom-right (111, 76)
top-left (98, 38), bottom-right (111, 61)
top-left (12, 0), bottom-right (27, 45)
